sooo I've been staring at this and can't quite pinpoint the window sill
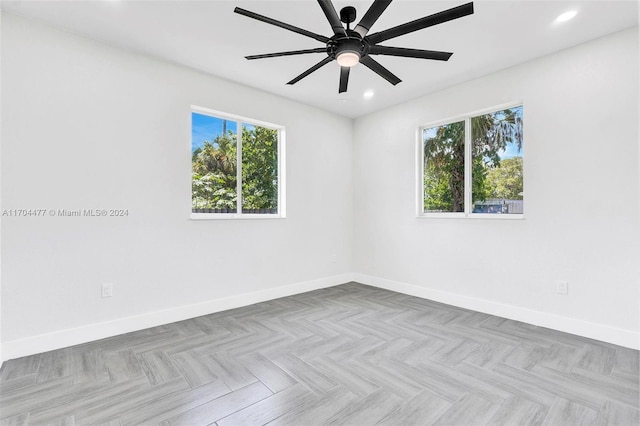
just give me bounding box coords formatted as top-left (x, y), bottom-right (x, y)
top-left (190, 213), bottom-right (285, 220)
top-left (417, 213), bottom-right (525, 220)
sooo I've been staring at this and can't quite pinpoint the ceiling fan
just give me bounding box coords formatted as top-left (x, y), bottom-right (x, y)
top-left (234, 1), bottom-right (474, 93)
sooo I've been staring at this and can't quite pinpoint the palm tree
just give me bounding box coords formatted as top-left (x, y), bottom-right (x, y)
top-left (424, 107), bottom-right (523, 212)
top-left (192, 133), bottom-right (237, 210)
top-left (424, 121), bottom-right (465, 212)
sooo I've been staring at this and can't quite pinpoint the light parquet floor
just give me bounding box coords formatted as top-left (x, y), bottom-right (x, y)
top-left (1, 282), bottom-right (638, 425)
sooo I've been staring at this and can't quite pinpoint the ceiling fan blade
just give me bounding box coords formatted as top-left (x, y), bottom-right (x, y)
top-left (339, 66), bottom-right (350, 93)
top-left (246, 48), bottom-right (327, 60)
top-left (366, 2), bottom-right (474, 44)
top-left (234, 7), bottom-right (330, 43)
top-left (354, 0), bottom-right (393, 38)
top-left (287, 56), bottom-right (334, 85)
top-left (317, 0), bottom-right (347, 37)
top-left (368, 45), bottom-right (452, 61)
top-left (360, 56), bottom-right (401, 85)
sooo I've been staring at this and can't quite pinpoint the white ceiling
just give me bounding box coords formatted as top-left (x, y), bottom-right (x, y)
top-left (1, 0), bottom-right (638, 118)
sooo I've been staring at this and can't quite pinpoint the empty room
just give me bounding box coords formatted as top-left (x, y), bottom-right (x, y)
top-left (0, 0), bottom-right (638, 424)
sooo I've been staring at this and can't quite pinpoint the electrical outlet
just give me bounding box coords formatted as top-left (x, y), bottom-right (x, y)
top-left (330, 254), bottom-right (337, 264)
top-left (101, 283), bottom-right (114, 298)
top-left (556, 280), bottom-right (568, 295)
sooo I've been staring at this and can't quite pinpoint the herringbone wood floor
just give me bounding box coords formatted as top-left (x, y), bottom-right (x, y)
top-left (1, 282), bottom-right (638, 425)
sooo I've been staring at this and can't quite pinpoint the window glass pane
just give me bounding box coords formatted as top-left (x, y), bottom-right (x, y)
top-left (191, 113), bottom-right (237, 213)
top-left (241, 124), bottom-right (278, 214)
top-left (471, 106), bottom-right (523, 214)
top-left (423, 121), bottom-right (466, 213)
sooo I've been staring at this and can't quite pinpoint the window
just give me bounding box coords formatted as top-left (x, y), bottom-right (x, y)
top-left (420, 104), bottom-right (523, 217)
top-left (191, 107), bottom-right (284, 218)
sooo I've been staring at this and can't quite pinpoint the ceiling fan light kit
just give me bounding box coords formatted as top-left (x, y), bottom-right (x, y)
top-left (336, 51), bottom-right (360, 67)
top-left (234, 0), bottom-right (474, 93)
top-left (334, 38), bottom-right (364, 67)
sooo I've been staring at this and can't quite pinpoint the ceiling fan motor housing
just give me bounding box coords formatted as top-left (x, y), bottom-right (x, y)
top-left (329, 36), bottom-right (367, 60)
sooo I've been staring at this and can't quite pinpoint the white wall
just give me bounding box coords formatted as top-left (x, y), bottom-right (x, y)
top-left (2, 15), bottom-right (638, 362)
top-left (352, 27), bottom-right (639, 348)
top-left (0, 9), bottom-right (4, 362)
top-left (1, 14), bottom-right (353, 359)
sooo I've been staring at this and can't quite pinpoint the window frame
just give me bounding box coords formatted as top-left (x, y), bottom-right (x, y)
top-left (190, 106), bottom-right (286, 220)
top-left (417, 102), bottom-right (524, 220)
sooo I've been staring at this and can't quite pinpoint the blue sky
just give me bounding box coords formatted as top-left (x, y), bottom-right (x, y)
top-left (191, 112), bottom-right (237, 152)
top-left (499, 141), bottom-right (523, 159)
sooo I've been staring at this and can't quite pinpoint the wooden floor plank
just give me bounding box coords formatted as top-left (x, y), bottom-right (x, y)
top-left (541, 398), bottom-right (599, 426)
top-left (376, 389), bottom-right (451, 426)
top-left (487, 396), bottom-right (548, 426)
top-left (119, 378), bottom-right (231, 425)
top-left (309, 355), bottom-right (380, 397)
top-left (0, 413), bottom-right (29, 426)
top-left (271, 354), bottom-right (336, 395)
top-left (159, 381), bottom-right (272, 426)
top-left (237, 352), bottom-right (297, 393)
top-left (595, 400), bottom-right (640, 426)
top-left (266, 386), bottom-right (357, 426)
top-left (216, 383), bottom-right (314, 426)
top-left (36, 349), bottom-right (72, 384)
top-left (323, 389), bottom-right (402, 425)
top-left (170, 350), bottom-right (219, 389)
top-left (206, 351), bottom-right (258, 391)
top-left (575, 343), bottom-right (616, 376)
top-left (433, 393), bottom-right (499, 426)
top-left (103, 349), bottom-right (144, 384)
top-left (0, 355), bottom-right (40, 382)
top-left (139, 351), bottom-right (181, 386)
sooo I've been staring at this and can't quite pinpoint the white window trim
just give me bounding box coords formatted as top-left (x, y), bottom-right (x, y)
top-left (190, 105), bottom-right (286, 220)
top-left (417, 101), bottom-right (524, 220)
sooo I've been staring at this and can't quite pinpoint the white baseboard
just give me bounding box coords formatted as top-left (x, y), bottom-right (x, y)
top-left (1, 273), bottom-right (355, 362)
top-left (2, 271), bottom-right (637, 364)
top-left (353, 273), bottom-right (639, 350)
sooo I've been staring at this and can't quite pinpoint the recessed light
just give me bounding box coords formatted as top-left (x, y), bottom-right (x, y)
top-left (555, 10), bottom-right (577, 23)
top-left (363, 90), bottom-right (374, 99)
